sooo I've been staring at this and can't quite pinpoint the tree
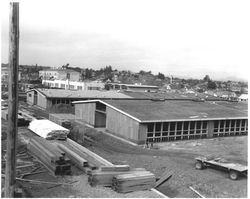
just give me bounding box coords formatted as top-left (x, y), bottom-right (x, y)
top-left (207, 80), bottom-right (217, 90)
top-left (157, 72), bottom-right (165, 80)
top-left (203, 75), bottom-right (211, 82)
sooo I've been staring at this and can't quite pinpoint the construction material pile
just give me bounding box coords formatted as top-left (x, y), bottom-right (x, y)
top-left (28, 119), bottom-right (69, 140)
top-left (27, 137), bottom-right (71, 175)
top-left (53, 138), bottom-right (113, 171)
top-left (112, 171), bottom-right (156, 193)
top-left (88, 166), bottom-right (156, 193)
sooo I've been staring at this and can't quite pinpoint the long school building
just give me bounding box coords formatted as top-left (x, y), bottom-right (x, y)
top-left (73, 99), bottom-right (248, 144)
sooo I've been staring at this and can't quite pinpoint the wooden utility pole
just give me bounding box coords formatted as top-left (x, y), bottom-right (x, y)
top-left (5, 2), bottom-right (19, 198)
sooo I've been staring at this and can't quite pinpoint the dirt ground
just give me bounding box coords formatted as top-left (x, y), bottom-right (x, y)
top-left (85, 130), bottom-right (248, 198)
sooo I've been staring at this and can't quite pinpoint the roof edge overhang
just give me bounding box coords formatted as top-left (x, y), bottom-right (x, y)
top-left (25, 88), bottom-right (47, 97)
top-left (140, 116), bottom-right (248, 123)
top-left (73, 99), bottom-right (142, 122)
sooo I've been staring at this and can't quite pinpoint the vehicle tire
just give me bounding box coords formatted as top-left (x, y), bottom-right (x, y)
top-left (229, 170), bottom-right (239, 180)
top-left (195, 161), bottom-right (204, 170)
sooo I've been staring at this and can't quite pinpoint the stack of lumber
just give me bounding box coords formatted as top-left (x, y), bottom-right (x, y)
top-left (27, 137), bottom-right (71, 175)
top-left (28, 119), bottom-right (69, 140)
top-left (52, 139), bottom-right (113, 172)
top-left (112, 171), bottom-right (156, 193)
top-left (88, 168), bottom-right (154, 187)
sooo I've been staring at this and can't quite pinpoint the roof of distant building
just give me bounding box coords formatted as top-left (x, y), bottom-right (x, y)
top-left (26, 88), bottom-right (132, 99)
top-left (40, 69), bottom-right (80, 73)
top-left (109, 83), bottom-right (159, 89)
top-left (73, 99), bottom-right (248, 122)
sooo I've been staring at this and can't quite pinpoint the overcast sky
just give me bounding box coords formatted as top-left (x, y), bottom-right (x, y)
top-left (1, 0), bottom-right (250, 81)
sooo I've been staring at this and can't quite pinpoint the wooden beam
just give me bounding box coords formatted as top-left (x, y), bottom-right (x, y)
top-left (5, 2), bottom-right (19, 198)
top-left (189, 186), bottom-right (205, 198)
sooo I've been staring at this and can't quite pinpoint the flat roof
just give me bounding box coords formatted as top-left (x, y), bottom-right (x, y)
top-left (109, 83), bottom-right (159, 88)
top-left (74, 99), bottom-right (248, 122)
top-left (123, 91), bottom-right (220, 100)
top-left (27, 89), bottom-right (132, 99)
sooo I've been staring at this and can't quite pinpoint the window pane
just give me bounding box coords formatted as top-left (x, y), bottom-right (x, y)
top-left (184, 121), bottom-right (189, 130)
top-left (177, 122), bottom-right (182, 130)
top-left (190, 121), bottom-right (195, 129)
top-left (155, 123), bottom-right (161, 131)
top-left (203, 121), bottom-right (207, 129)
top-left (163, 123), bottom-right (168, 131)
top-left (170, 122), bottom-right (175, 131)
top-left (196, 121), bottom-right (201, 129)
top-left (147, 123), bottom-right (154, 132)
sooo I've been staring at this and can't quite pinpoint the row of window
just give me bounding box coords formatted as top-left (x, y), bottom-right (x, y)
top-left (51, 98), bottom-right (74, 106)
top-left (45, 83), bottom-right (101, 91)
top-left (146, 120), bottom-right (248, 143)
top-left (214, 119), bottom-right (248, 132)
top-left (147, 121), bottom-right (208, 133)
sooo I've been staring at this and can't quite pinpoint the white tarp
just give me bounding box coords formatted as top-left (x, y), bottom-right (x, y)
top-left (28, 119), bottom-right (69, 140)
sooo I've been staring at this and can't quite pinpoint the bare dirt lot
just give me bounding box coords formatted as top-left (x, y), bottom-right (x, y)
top-left (85, 130), bottom-right (248, 198)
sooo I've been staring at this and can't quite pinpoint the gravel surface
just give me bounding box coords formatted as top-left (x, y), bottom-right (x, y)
top-left (85, 130), bottom-right (247, 198)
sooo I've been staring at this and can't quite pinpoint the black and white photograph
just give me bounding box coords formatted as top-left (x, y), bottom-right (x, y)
top-left (1, 0), bottom-right (248, 198)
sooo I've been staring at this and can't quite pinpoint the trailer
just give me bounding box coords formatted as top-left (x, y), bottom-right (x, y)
top-left (195, 156), bottom-right (247, 180)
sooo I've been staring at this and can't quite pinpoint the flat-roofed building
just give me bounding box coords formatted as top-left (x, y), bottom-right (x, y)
top-left (39, 69), bottom-right (81, 81)
top-left (26, 88), bottom-right (132, 113)
top-left (42, 79), bottom-right (105, 91)
top-left (107, 83), bottom-right (159, 92)
top-left (73, 99), bottom-right (248, 144)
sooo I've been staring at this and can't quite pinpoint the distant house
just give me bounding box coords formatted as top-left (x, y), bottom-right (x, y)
top-left (238, 94), bottom-right (248, 101)
top-left (107, 83), bottom-right (159, 92)
top-left (1, 66), bottom-right (22, 91)
top-left (26, 88), bottom-right (132, 113)
top-left (39, 68), bottom-right (81, 81)
top-left (215, 91), bottom-right (237, 99)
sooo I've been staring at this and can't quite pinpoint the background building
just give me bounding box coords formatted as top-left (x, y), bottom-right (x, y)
top-left (39, 68), bottom-right (81, 81)
top-left (107, 83), bottom-right (159, 92)
top-left (42, 79), bottom-right (105, 91)
top-left (26, 88), bottom-right (132, 113)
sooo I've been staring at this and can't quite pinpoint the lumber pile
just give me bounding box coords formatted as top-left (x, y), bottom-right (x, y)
top-left (28, 119), bottom-right (69, 140)
top-left (27, 137), bottom-right (71, 175)
top-left (112, 171), bottom-right (156, 193)
top-left (66, 139), bottom-right (113, 167)
top-left (88, 167), bottom-right (156, 192)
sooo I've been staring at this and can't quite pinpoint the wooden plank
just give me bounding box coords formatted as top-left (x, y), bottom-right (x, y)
top-left (89, 169), bottom-right (149, 187)
top-left (154, 171), bottom-right (173, 188)
top-left (57, 143), bottom-right (88, 168)
top-left (100, 165), bottom-right (130, 172)
top-left (189, 186), bottom-right (205, 198)
top-left (112, 172), bottom-right (156, 193)
top-left (67, 138), bottom-right (113, 166)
